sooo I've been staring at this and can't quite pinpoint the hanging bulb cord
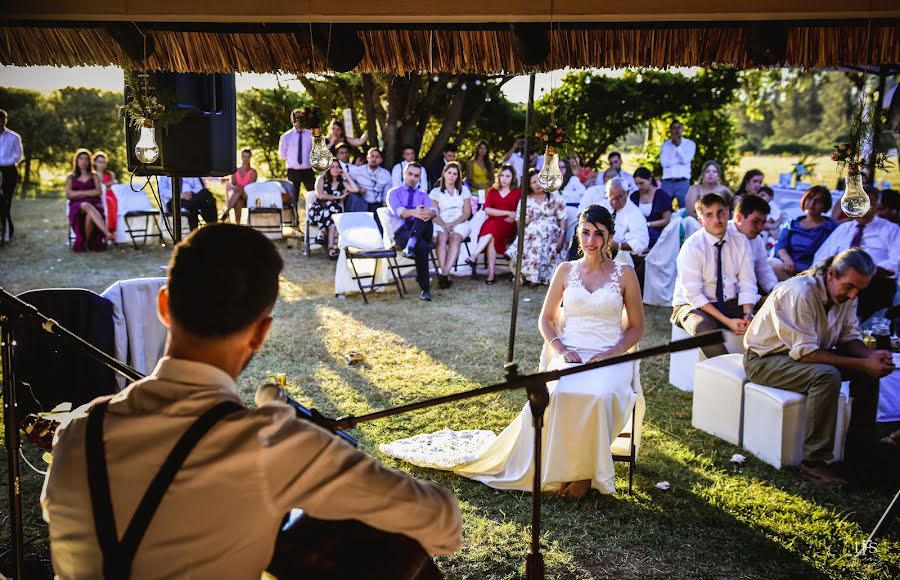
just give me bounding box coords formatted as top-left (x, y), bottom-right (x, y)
top-left (129, 173), bottom-right (176, 243)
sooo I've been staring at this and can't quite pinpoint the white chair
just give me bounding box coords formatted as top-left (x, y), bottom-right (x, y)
top-left (691, 354), bottom-right (746, 445)
top-left (112, 184), bottom-right (161, 249)
top-left (642, 212), bottom-right (683, 306)
top-left (332, 212), bottom-right (404, 303)
top-left (245, 181), bottom-right (285, 240)
top-left (742, 381), bottom-right (851, 468)
top-left (375, 207), bottom-right (439, 294)
top-left (668, 324), bottom-right (745, 392)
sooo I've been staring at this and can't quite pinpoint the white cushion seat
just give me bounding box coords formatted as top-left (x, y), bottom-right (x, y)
top-left (669, 324), bottom-right (745, 392)
top-left (691, 353), bottom-right (746, 445)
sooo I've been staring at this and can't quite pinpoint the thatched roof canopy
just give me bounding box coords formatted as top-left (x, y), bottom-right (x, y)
top-left (2, 1), bottom-right (899, 73)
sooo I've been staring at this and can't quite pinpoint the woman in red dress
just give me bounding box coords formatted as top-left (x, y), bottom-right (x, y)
top-left (465, 164), bottom-right (521, 284)
top-left (92, 151), bottom-right (118, 235)
top-left (67, 149), bottom-right (113, 252)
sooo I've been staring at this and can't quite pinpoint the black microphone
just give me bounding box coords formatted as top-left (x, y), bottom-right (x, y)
top-left (255, 383), bottom-right (358, 447)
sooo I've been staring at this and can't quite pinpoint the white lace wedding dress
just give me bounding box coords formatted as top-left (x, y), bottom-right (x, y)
top-left (380, 261), bottom-right (638, 494)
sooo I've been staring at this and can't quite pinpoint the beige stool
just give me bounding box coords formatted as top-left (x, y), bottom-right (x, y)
top-left (669, 324), bottom-right (745, 392)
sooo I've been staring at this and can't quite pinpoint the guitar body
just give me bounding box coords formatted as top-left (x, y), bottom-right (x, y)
top-left (267, 513), bottom-right (442, 580)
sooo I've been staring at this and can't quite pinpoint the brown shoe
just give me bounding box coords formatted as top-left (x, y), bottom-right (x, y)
top-left (800, 461), bottom-right (848, 486)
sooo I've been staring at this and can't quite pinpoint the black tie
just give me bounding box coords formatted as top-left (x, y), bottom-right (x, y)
top-left (296, 131), bottom-right (305, 166)
top-left (715, 240), bottom-right (726, 307)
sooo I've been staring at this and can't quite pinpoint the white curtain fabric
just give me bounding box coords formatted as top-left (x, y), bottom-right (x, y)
top-left (642, 212), bottom-right (684, 306)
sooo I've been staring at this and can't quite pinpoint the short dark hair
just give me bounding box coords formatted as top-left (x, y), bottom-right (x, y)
top-left (367, 147), bottom-right (382, 156)
top-left (800, 185), bottom-right (833, 212)
top-left (735, 194), bottom-right (770, 218)
top-left (166, 224), bottom-right (283, 337)
top-left (405, 161), bottom-right (422, 173)
top-left (335, 142), bottom-right (351, 152)
top-left (758, 185), bottom-right (774, 198)
top-left (696, 192), bottom-right (726, 215)
top-left (241, 148), bottom-right (252, 156)
top-left (670, 120), bottom-right (683, 129)
top-left (607, 151), bottom-right (622, 161)
top-left (401, 144), bottom-right (415, 152)
top-left (291, 108), bottom-right (304, 123)
top-left (0, 109), bottom-right (7, 121)
top-left (442, 143), bottom-right (458, 153)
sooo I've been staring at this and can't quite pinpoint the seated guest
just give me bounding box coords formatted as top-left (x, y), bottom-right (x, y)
top-left (158, 176), bottom-right (217, 232)
top-left (744, 248), bottom-right (895, 485)
top-left (773, 185), bottom-right (838, 280)
top-left (223, 149), bottom-right (258, 223)
top-left (877, 189), bottom-right (899, 224)
top-left (387, 163), bottom-right (436, 300)
top-left (607, 151), bottom-right (637, 192)
top-left (559, 156), bottom-right (587, 244)
top-left (334, 142), bottom-right (353, 174)
top-left (430, 162), bottom-right (472, 289)
top-left (325, 117), bottom-right (367, 154)
top-left (684, 160), bottom-right (733, 218)
top-left (465, 165), bottom-right (522, 285)
top-left (465, 140), bottom-right (494, 191)
top-left (41, 224), bottom-right (462, 577)
top-left (732, 169), bottom-right (764, 210)
top-left (570, 176), bottom-right (648, 262)
top-left (507, 169), bottom-right (567, 286)
top-left (427, 143), bottom-right (457, 189)
top-left (66, 148), bottom-right (113, 251)
top-left (568, 151), bottom-right (595, 187)
top-left (813, 187), bottom-right (899, 321)
top-left (671, 193), bottom-right (758, 358)
top-left (730, 195), bottom-right (778, 297)
top-left (391, 145), bottom-right (428, 193)
top-left (310, 160), bottom-right (359, 259)
top-left (92, 150), bottom-right (118, 236)
top-left (756, 185), bottom-right (783, 241)
top-left (630, 167), bottom-right (672, 250)
top-left (348, 147), bottom-right (392, 213)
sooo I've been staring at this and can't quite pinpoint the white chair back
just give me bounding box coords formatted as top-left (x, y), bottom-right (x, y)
top-left (375, 207), bottom-right (397, 249)
top-left (112, 183), bottom-right (155, 214)
top-left (245, 181), bottom-right (285, 210)
top-left (642, 212), bottom-right (684, 306)
top-left (333, 212), bottom-right (386, 251)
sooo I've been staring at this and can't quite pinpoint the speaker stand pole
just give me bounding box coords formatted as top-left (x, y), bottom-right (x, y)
top-left (171, 175), bottom-right (183, 243)
top-left (1, 309), bottom-right (25, 578)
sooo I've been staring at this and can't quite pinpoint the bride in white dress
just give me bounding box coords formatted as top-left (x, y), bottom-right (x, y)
top-left (381, 205), bottom-right (645, 498)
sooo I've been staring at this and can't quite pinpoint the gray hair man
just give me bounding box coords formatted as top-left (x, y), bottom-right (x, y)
top-left (744, 248), bottom-right (895, 486)
top-left (569, 176), bottom-right (648, 261)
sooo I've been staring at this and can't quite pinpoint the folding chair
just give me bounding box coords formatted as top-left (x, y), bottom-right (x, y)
top-left (332, 212), bottom-right (404, 304)
top-left (245, 181), bottom-right (286, 240)
top-left (375, 207), bottom-right (440, 295)
top-left (273, 179), bottom-right (299, 228)
top-left (67, 185), bottom-right (109, 248)
top-left (112, 184), bottom-right (161, 249)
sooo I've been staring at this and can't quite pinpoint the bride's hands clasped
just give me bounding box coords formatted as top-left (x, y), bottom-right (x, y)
top-left (562, 349), bottom-right (582, 363)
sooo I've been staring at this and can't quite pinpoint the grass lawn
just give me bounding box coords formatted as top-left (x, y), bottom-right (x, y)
top-left (1, 197), bottom-right (898, 579)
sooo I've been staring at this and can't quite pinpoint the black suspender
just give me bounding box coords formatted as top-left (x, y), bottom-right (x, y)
top-left (85, 400), bottom-right (243, 579)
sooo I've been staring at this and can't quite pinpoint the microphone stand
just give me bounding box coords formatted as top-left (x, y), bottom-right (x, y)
top-left (330, 331), bottom-right (725, 580)
top-left (0, 287), bottom-right (144, 578)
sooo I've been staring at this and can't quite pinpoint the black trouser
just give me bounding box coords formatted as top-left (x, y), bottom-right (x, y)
top-left (287, 168), bottom-right (316, 200)
top-left (857, 276), bottom-right (897, 322)
top-left (394, 219), bottom-right (434, 292)
top-left (671, 298), bottom-right (744, 357)
top-left (167, 189), bottom-right (217, 231)
top-left (0, 165), bottom-right (19, 240)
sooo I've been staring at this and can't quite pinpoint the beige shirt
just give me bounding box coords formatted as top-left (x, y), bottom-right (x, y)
top-left (42, 358), bottom-right (462, 578)
top-left (744, 272), bottom-right (862, 360)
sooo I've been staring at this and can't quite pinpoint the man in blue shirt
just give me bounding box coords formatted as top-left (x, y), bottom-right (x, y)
top-left (387, 163), bottom-right (436, 301)
top-left (157, 176), bottom-right (217, 232)
top-left (348, 148), bottom-right (392, 213)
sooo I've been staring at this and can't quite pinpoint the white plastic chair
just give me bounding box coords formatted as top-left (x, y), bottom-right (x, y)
top-left (332, 212), bottom-right (403, 303)
top-left (112, 184), bottom-right (161, 248)
top-left (244, 181), bottom-right (285, 240)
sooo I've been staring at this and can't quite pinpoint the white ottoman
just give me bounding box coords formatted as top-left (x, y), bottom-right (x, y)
top-left (743, 381), bottom-right (851, 468)
top-left (669, 324), bottom-right (745, 392)
top-left (691, 354), bottom-right (746, 445)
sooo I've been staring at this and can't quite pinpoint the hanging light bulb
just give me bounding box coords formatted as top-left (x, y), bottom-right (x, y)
top-left (309, 128), bottom-right (334, 173)
top-left (840, 163), bottom-right (871, 218)
top-left (474, 79), bottom-right (482, 86)
top-left (134, 119), bottom-right (160, 164)
top-left (461, 83), bottom-right (468, 91)
top-left (538, 145), bottom-right (563, 192)
top-left (433, 75), bottom-right (440, 82)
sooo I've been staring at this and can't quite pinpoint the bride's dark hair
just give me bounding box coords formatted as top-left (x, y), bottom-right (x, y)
top-left (576, 204), bottom-right (615, 257)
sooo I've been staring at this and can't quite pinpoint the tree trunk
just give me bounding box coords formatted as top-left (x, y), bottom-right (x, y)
top-left (22, 158), bottom-right (33, 187)
top-left (422, 88), bottom-right (467, 168)
top-left (361, 73), bottom-right (379, 151)
top-left (330, 75), bottom-right (362, 137)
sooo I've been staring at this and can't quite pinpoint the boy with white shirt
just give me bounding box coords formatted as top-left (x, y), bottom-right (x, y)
top-left (672, 193), bottom-right (758, 357)
top-left (730, 194), bottom-right (778, 297)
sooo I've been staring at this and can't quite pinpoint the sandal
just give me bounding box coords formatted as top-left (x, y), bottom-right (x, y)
top-left (485, 277), bottom-right (495, 285)
top-left (328, 247), bottom-right (340, 260)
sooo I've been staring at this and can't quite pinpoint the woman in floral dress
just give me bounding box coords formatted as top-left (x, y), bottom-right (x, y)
top-left (309, 159), bottom-right (359, 259)
top-left (508, 169), bottom-right (567, 285)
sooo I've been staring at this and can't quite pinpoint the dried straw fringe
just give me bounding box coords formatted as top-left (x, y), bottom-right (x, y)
top-left (1, 25), bottom-right (898, 74)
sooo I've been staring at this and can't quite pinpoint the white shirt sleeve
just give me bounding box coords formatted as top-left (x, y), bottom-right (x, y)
top-left (735, 235), bottom-right (760, 306)
top-left (622, 205), bottom-right (649, 255)
top-left (278, 130), bottom-right (289, 161)
top-left (659, 141), bottom-right (677, 170)
top-left (675, 237), bottom-right (711, 309)
top-left (752, 237), bottom-right (778, 293)
top-left (391, 163), bottom-right (403, 187)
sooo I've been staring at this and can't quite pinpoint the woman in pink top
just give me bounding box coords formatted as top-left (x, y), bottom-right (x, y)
top-left (223, 149), bottom-right (258, 222)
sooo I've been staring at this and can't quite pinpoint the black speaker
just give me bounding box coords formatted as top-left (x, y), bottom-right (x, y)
top-left (125, 72), bottom-right (237, 177)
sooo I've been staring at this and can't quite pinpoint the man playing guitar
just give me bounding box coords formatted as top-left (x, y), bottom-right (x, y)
top-left (40, 224), bottom-right (462, 578)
